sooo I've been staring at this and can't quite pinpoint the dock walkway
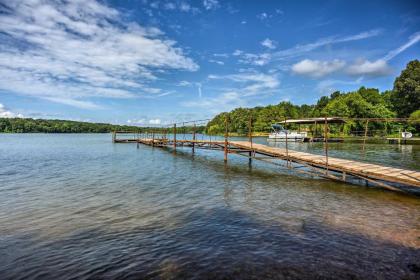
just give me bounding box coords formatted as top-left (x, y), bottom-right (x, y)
top-left (114, 136), bottom-right (420, 192)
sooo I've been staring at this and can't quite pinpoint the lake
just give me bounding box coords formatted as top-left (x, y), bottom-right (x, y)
top-left (0, 134), bottom-right (419, 279)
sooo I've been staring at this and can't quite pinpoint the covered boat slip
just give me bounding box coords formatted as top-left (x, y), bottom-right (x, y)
top-left (273, 117), bottom-right (346, 142)
top-left (277, 117), bottom-right (418, 143)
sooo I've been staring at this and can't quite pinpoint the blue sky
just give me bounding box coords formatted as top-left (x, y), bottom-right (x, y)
top-left (0, 0), bottom-right (419, 125)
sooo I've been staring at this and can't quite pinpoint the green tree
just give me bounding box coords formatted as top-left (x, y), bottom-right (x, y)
top-left (391, 59), bottom-right (420, 117)
top-left (409, 109), bottom-right (420, 132)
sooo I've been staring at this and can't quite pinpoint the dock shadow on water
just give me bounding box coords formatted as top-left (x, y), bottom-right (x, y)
top-left (0, 134), bottom-right (420, 279)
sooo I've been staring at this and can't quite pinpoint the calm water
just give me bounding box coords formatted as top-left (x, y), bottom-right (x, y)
top-left (0, 134), bottom-right (419, 280)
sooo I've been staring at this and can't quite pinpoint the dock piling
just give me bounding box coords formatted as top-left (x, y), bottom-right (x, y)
top-left (173, 124), bottom-right (176, 151)
top-left (224, 116), bottom-right (228, 162)
top-left (192, 123), bottom-right (196, 154)
top-left (324, 117), bottom-right (329, 175)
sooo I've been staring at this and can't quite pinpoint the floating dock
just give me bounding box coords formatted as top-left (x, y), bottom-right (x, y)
top-left (113, 134), bottom-right (420, 193)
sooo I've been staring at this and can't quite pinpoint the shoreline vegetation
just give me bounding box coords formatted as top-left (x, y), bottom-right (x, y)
top-left (1, 60), bottom-right (419, 136)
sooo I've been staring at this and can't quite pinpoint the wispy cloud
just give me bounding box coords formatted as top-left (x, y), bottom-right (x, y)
top-left (209, 59), bottom-right (225, 65)
top-left (197, 83), bottom-right (203, 98)
top-left (261, 38), bottom-right (277, 50)
top-left (203, 0), bottom-right (220, 10)
top-left (208, 73), bottom-right (279, 96)
top-left (177, 81), bottom-right (192, 86)
top-left (0, 0), bottom-right (198, 108)
top-left (257, 12), bottom-right (269, 20)
top-left (383, 32), bottom-right (420, 61)
top-left (317, 77), bottom-right (364, 94)
top-left (183, 72), bottom-right (280, 112)
top-left (272, 29), bottom-right (382, 60)
top-left (232, 50), bottom-right (271, 66)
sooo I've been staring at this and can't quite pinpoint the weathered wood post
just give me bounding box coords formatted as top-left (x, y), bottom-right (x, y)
top-left (152, 128), bottom-right (155, 147)
top-left (362, 119), bottom-right (369, 151)
top-left (285, 117), bottom-right (289, 167)
top-left (173, 123), bottom-right (177, 150)
top-left (324, 117), bottom-right (329, 174)
top-left (224, 116), bottom-right (228, 163)
top-left (248, 114), bottom-right (253, 163)
top-left (398, 127), bottom-right (401, 145)
top-left (313, 121), bottom-right (317, 142)
top-left (112, 131), bottom-right (116, 143)
top-left (192, 123), bottom-right (196, 154)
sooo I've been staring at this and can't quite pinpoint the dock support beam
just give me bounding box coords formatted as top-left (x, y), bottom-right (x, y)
top-left (285, 117), bottom-right (289, 167)
top-left (112, 131), bottom-right (116, 143)
top-left (192, 123), bottom-right (196, 154)
top-left (224, 117), bottom-right (228, 162)
top-left (248, 114), bottom-right (253, 164)
top-left (173, 124), bottom-right (176, 151)
top-left (324, 117), bottom-right (329, 175)
top-left (362, 120), bottom-right (369, 151)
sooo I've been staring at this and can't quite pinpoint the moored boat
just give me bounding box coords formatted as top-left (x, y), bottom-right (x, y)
top-left (268, 124), bottom-right (307, 142)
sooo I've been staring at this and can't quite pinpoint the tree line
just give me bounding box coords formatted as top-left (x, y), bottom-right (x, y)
top-left (0, 118), bottom-right (146, 133)
top-left (206, 60), bottom-right (420, 136)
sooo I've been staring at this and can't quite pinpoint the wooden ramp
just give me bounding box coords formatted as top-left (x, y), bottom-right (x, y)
top-left (115, 136), bottom-right (420, 192)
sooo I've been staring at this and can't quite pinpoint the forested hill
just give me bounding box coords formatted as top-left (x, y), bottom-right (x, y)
top-left (206, 60), bottom-right (420, 134)
top-left (0, 118), bottom-right (142, 133)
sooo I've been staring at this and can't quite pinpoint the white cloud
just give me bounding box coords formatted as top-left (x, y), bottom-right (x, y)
top-left (178, 81), bottom-right (192, 86)
top-left (291, 59), bottom-right (346, 78)
top-left (0, 0), bottom-right (198, 108)
top-left (257, 12), bottom-right (269, 20)
top-left (346, 59), bottom-right (392, 77)
top-left (149, 119), bottom-right (161, 125)
top-left (0, 103), bottom-right (24, 118)
top-left (261, 38), bottom-right (276, 50)
top-left (241, 20), bottom-right (247, 24)
top-left (203, 0), bottom-right (220, 10)
top-left (127, 118), bottom-right (162, 126)
top-left (233, 50), bottom-right (244, 56)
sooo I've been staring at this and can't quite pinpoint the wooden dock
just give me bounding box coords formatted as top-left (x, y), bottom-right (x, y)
top-left (113, 134), bottom-right (420, 193)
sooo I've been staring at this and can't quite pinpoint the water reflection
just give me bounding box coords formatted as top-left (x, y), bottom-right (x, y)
top-left (0, 134), bottom-right (419, 279)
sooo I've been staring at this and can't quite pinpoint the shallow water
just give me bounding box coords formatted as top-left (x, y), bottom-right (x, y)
top-left (0, 134), bottom-right (419, 279)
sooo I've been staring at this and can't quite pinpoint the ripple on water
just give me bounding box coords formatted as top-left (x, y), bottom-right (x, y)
top-left (0, 134), bottom-right (419, 279)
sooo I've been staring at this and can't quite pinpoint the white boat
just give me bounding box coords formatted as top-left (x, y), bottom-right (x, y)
top-left (268, 124), bottom-right (307, 142)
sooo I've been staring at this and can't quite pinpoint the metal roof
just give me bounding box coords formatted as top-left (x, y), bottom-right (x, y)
top-left (278, 117), bottom-right (346, 124)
